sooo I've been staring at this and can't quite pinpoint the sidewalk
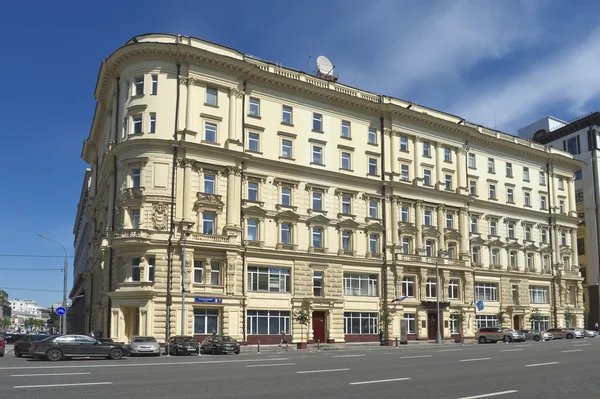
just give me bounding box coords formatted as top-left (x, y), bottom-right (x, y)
top-left (240, 339), bottom-right (476, 353)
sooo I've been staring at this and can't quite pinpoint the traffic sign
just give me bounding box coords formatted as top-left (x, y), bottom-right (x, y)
top-left (476, 300), bottom-right (485, 312)
top-left (55, 306), bottom-right (66, 315)
top-left (47, 319), bottom-right (53, 326)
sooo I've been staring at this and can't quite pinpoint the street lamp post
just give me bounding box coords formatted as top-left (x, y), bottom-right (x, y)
top-left (181, 226), bottom-right (191, 336)
top-left (37, 234), bottom-right (68, 335)
top-left (436, 249), bottom-right (448, 344)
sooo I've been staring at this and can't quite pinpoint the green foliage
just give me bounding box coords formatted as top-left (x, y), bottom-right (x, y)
top-left (529, 308), bottom-right (544, 323)
top-left (379, 305), bottom-right (392, 340)
top-left (495, 311), bottom-right (506, 326)
top-left (293, 298), bottom-right (311, 343)
top-left (0, 318), bottom-right (10, 327)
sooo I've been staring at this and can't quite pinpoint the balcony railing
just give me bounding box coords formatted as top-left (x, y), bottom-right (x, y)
top-left (112, 229), bottom-right (152, 240)
top-left (190, 232), bottom-right (233, 244)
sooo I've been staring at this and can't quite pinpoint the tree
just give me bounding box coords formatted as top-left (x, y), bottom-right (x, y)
top-left (293, 298), bottom-right (311, 348)
top-left (379, 304), bottom-right (393, 344)
top-left (452, 308), bottom-right (467, 344)
top-left (495, 311), bottom-right (506, 327)
top-left (0, 318), bottom-right (10, 329)
top-left (529, 308), bottom-right (545, 330)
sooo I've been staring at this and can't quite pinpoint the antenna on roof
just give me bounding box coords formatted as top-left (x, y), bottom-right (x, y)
top-left (314, 55), bottom-right (338, 82)
top-left (309, 42), bottom-right (312, 72)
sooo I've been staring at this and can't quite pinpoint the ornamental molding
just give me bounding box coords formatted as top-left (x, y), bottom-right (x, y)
top-left (228, 87), bottom-right (244, 99)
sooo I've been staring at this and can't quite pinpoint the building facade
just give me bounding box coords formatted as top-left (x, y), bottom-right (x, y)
top-left (530, 113), bottom-right (600, 329)
top-left (78, 34), bottom-right (584, 344)
top-left (0, 290), bottom-right (10, 320)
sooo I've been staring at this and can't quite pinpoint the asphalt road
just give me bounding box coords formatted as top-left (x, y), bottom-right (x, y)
top-left (1, 338), bottom-right (599, 399)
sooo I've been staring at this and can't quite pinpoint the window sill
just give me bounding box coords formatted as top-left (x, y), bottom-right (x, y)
top-left (399, 149), bottom-right (410, 153)
top-left (523, 205), bottom-right (532, 208)
top-left (400, 178), bottom-right (411, 183)
top-left (276, 204), bottom-right (298, 211)
top-left (242, 199), bottom-right (265, 207)
top-left (245, 150), bottom-right (263, 155)
top-left (311, 162), bottom-right (326, 167)
top-left (365, 217), bottom-right (382, 223)
top-left (367, 174), bottom-right (381, 177)
top-left (506, 175), bottom-right (513, 179)
top-left (131, 94), bottom-right (145, 99)
top-left (338, 212), bottom-right (356, 219)
top-left (367, 142), bottom-right (378, 146)
top-left (340, 167), bottom-right (354, 172)
top-left (444, 160), bottom-right (453, 164)
top-left (524, 179), bottom-right (530, 183)
top-left (340, 135), bottom-right (352, 141)
top-left (423, 154), bottom-right (432, 159)
top-left (311, 129), bottom-right (324, 134)
top-left (276, 243), bottom-right (298, 250)
top-left (506, 201), bottom-right (515, 205)
top-left (468, 166), bottom-right (477, 170)
top-left (278, 156), bottom-right (295, 161)
top-left (308, 208), bottom-right (328, 216)
top-left (488, 197), bottom-right (498, 201)
top-left (488, 171), bottom-right (495, 175)
top-left (281, 122), bottom-right (294, 127)
top-left (204, 103), bottom-right (219, 108)
top-left (201, 140), bottom-right (221, 146)
top-left (247, 114), bottom-right (261, 120)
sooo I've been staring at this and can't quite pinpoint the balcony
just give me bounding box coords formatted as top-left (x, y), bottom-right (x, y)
top-left (338, 249), bottom-right (356, 256)
top-left (190, 232), bottom-right (234, 244)
top-left (276, 243), bottom-right (298, 251)
top-left (112, 229), bottom-right (152, 240)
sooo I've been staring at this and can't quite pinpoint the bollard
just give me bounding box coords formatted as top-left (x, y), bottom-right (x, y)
top-left (317, 339), bottom-right (320, 351)
top-left (257, 340), bottom-right (261, 354)
top-left (395, 338), bottom-right (398, 347)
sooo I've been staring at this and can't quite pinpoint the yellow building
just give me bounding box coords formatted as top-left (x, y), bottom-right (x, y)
top-left (77, 33), bottom-right (585, 344)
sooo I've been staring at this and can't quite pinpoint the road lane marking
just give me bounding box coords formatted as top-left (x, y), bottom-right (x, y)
top-left (350, 377), bottom-right (410, 385)
top-left (0, 357), bottom-right (290, 371)
top-left (561, 349), bottom-right (583, 353)
top-left (517, 344), bottom-right (532, 347)
top-left (399, 355), bottom-right (433, 359)
top-left (247, 363), bottom-right (295, 368)
top-left (297, 368), bottom-right (350, 374)
top-left (500, 349), bottom-right (524, 352)
top-left (437, 349), bottom-right (463, 352)
top-left (525, 362), bottom-right (559, 367)
top-left (14, 382), bottom-right (112, 389)
top-left (459, 358), bottom-right (491, 362)
top-left (333, 354), bottom-right (365, 358)
top-left (11, 372), bottom-right (91, 377)
top-left (574, 343), bottom-right (591, 347)
top-left (457, 390), bottom-right (518, 399)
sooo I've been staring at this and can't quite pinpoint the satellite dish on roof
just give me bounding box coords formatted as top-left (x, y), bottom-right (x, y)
top-left (316, 55), bottom-right (334, 76)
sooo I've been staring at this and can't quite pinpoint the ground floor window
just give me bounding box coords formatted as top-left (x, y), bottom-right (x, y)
top-left (247, 310), bottom-right (290, 335)
top-left (531, 316), bottom-right (550, 331)
top-left (449, 314), bottom-right (460, 334)
top-left (344, 312), bottom-right (378, 334)
top-left (476, 315), bottom-right (498, 329)
top-left (404, 313), bottom-right (416, 334)
top-left (193, 308), bottom-right (219, 334)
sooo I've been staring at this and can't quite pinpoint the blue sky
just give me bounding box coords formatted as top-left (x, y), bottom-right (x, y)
top-left (1, 0), bottom-right (599, 307)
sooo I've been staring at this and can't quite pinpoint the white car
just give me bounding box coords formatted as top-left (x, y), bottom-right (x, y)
top-left (127, 336), bottom-right (160, 356)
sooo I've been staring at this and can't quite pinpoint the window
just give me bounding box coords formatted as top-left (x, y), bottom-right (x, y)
top-left (469, 180), bottom-right (477, 196)
top-left (248, 133), bottom-right (260, 152)
top-left (368, 158), bottom-right (378, 175)
top-left (281, 139), bottom-right (293, 159)
top-left (281, 187), bottom-right (292, 206)
top-left (491, 249), bottom-right (499, 265)
top-left (401, 164), bottom-right (409, 181)
top-left (444, 147), bottom-right (452, 162)
top-left (341, 120), bottom-right (351, 138)
top-left (208, 261), bottom-right (220, 284)
top-left (529, 286), bottom-right (549, 304)
top-left (202, 213), bottom-right (215, 235)
top-left (531, 316), bottom-right (550, 331)
top-left (312, 192), bottom-right (322, 210)
top-left (506, 162), bottom-right (513, 177)
top-left (204, 174), bottom-right (215, 194)
top-left (423, 169), bottom-right (432, 186)
top-left (470, 216), bottom-right (478, 233)
top-left (472, 246), bottom-right (480, 264)
top-left (281, 223), bottom-right (292, 244)
top-left (131, 258), bottom-right (140, 282)
top-left (523, 167), bottom-right (529, 181)
top-left (193, 260), bottom-right (204, 284)
top-left (130, 209), bottom-right (140, 229)
top-left (423, 141), bottom-right (431, 157)
top-left (402, 237), bottom-right (411, 254)
top-left (312, 146), bottom-right (323, 164)
top-left (341, 196), bottom-right (351, 215)
top-left (566, 136), bottom-right (580, 155)
top-left (576, 189), bottom-right (584, 203)
top-left (539, 171), bottom-right (546, 185)
top-left (559, 200), bottom-right (565, 214)
top-left (490, 219), bottom-right (498, 236)
top-left (312, 227), bottom-right (323, 248)
top-left (247, 267), bottom-right (290, 293)
top-left (247, 310), bottom-right (290, 335)
top-left (206, 87), bottom-right (218, 106)
top-left (489, 184), bottom-right (496, 199)
top-left (344, 312), bottom-right (378, 334)
top-left (402, 277), bottom-right (415, 297)
top-left (148, 256), bottom-right (155, 282)
top-left (488, 158), bottom-right (495, 173)
top-left (343, 273), bottom-right (378, 296)
top-left (425, 240), bottom-right (434, 257)
top-left (508, 223), bottom-right (515, 238)
top-left (475, 282), bottom-right (498, 301)
top-left (313, 271), bottom-right (324, 296)
top-left (401, 206), bottom-right (409, 223)
top-left (446, 213), bottom-right (453, 229)
top-left (247, 182), bottom-right (258, 202)
top-left (426, 278), bottom-right (437, 298)
top-left (369, 201), bottom-right (378, 219)
top-left (540, 195), bottom-right (547, 210)
top-left (149, 113), bottom-right (156, 134)
top-left (447, 242), bottom-right (456, 259)
top-left (282, 105), bottom-right (292, 125)
top-left (247, 219), bottom-right (258, 241)
top-left (507, 188), bottom-right (514, 203)
top-left (131, 168), bottom-right (141, 188)
top-left (541, 228), bottom-right (548, 243)
top-left (341, 152), bottom-right (351, 170)
top-left (468, 153), bottom-right (476, 168)
top-left (577, 237), bottom-right (585, 255)
top-left (558, 177), bottom-right (564, 190)
top-left (369, 234), bottom-right (379, 254)
top-left (404, 313), bottom-right (416, 334)
top-left (561, 231), bottom-right (566, 246)
top-left (424, 210), bottom-right (432, 226)
top-left (400, 136), bottom-right (408, 151)
top-left (476, 315), bottom-right (499, 329)
top-left (445, 174), bottom-right (452, 190)
top-left (526, 253), bottom-right (534, 269)
top-left (509, 251), bottom-right (517, 267)
top-left (249, 98), bottom-right (260, 117)
top-left (449, 279), bottom-right (459, 300)
top-left (574, 169), bottom-right (583, 180)
top-left (313, 113), bottom-right (322, 131)
top-left (194, 309), bottom-right (219, 335)
top-left (133, 115), bottom-right (143, 134)
top-left (205, 123), bottom-right (217, 143)
top-left (134, 76), bottom-right (144, 96)
top-left (341, 231), bottom-right (352, 250)
top-left (524, 192), bottom-right (531, 206)
top-left (368, 128), bottom-right (377, 144)
top-left (151, 74), bottom-right (158, 95)
top-left (512, 285), bottom-right (519, 304)
top-left (525, 225), bottom-right (532, 241)
top-left (450, 314), bottom-right (460, 334)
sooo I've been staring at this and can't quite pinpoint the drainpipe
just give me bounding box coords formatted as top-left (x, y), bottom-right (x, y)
top-left (547, 161), bottom-right (558, 328)
top-left (241, 80), bottom-right (248, 342)
top-left (379, 99), bottom-right (389, 342)
top-left (88, 273), bottom-right (93, 334)
top-left (588, 125), bottom-right (600, 329)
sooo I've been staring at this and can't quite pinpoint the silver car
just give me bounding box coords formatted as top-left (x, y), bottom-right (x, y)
top-left (519, 329), bottom-right (553, 341)
top-left (476, 327), bottom-right (526, 343)
top-left (127, 336), bottom-right (160, 356)
top-left (576, 329), bottom-right (596, 338)
top-left (546, 328), bottom-right (584, 339)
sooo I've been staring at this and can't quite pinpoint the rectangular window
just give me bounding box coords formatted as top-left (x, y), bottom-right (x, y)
top-left (193, 260), bottom-right (204, 284)
top-left (401, 206), bottom-right (409, 223)
top-left (531, 316), bottom-right (550, 331)
top-left (526, 253), bottom-right (534, 269)
top-left (282, 105), bottom-right (292, 125)
top-left (566, 136), bottom-right (580, 155)
top-left (507, 188), bottom-right (514, 203)
top-left (247, 310), bottom-right (290, 335)
top-left (341, 120), bottom-right (351, 138)
top-left (470, 216), bottom-right (478, 233)
top-left (313, 271), bottom-right (323, 296)
top-left (423, 142), bottom-right (431, 157)
top-left (312, 146), bottom-right (323, 164)
top-left (540, 195), bottom-right (547, 210)
top-left (341, 231), bottom-right (352, 250)
top-left (341, 196), bottom-right (351, 215)
top-left (194, 308), bottom-right (219, 334)
top-left (523, 167), bottom-right (529, 181)
top-left (131, 258), bottom-right (140, 282)
top-left (248, 133), bottom-right (260, 152)
top-left (400, 136), bottom-right (408, 151)
top-left (209, 260), bottom-right (220, 285)
top-left (468, 153), bottom-right (476, 168)
top-left (446, 214), bottom-right (453, 229)
top-left (506, 162), bottom-right (513, 177)
top-left (247, 267), bottom-right (290, 293)
top-left (149, 113), bottom-right (156, 134)
top-left (472, 247), bottom-right (480, 264)
top-left (489, 184), bottom-right (496, 199)
top-left (541, 229), bottom-right (548, 243)
top-left (368, 158), bottom-right (378, 175)
top-left (539, 171), bottom-right (546, 185)
top-left (574, 169), bottom-right (583, 180)
top-left (312, 227), bottom-right (323, 248)
top-left (312, 192), bottom-right (322, 210)
top-left (561, 231), bottom-right (566, 246)
top-left (512, 285), bottom-right (519, 304)
top-left (204, 122), bottom-right (217, 143)
top-left (204, 174), bottom-right (215, 194)
top-left (508, 223), bottom-right (515, 238)
top-left (401, 237), bottom-right (411, 254)
top-left (247, 219), bottom-right (258, 241)
top-left (368, 128), bottom-right (377, 144)
top-left (490, 219), bottom-right (497, 236)
top-left (469, 180), bottom-right (477, 196)
top-left (402, 276), bottom-right (415, 297)
top-left (423, 169), bottom-right (432, 186)
top-left (475, 282), bottom-right (498, 301)
top-left (525, 226), bottom-right (532, 241)
top-left (559, 200), bottom-right (565, 214)
top-left (369, 201), bottom-right (378, 219)
top-left (344, 312), bottom-right (378, 334)
top-left (426, 278), bottom-right (437, 298)
top-left (449, 279), bottom-right (459, 300)
top-left (424, 210), bottom-right (432, 226)
top-left (343, 273), bottom-right (378, 296)
top-left (281, 223), bottom-right (292, 244)
top-left (476, 315), bottom-right (499, 329)
top-left (369, 234), bottom-right (379, 254)
top-left (529, 286), bottom-right (549, 304)
top-left (281, 139), bottom-right (293, 159)
top-left (450, 314), bottom-right (460, 334)
top-left (425, 240), bottom-right (433, 257)
top-left (247, 182), bottom-right (259, 201)
top-left (130, 209), bottom-right (140, 229)
top-left (524, 192), bottom-right (531, 207)
top-left (202, 213), bottom-right (215, 235)
top-left (401, 164), bottom-right (409, 181)
top-left (404, 313), bottom-right (416, 334)
top-left (558, 177), bottom-right (564, 190)
top-left (488, 158), bottom-right (495, 173)
top-left (313, 113), bottom-right (322, 131)
top-left (509, 251), bottom-right (517, 267)
top-left (133, 115), bottom-right (143, 134)
top-left (134, 76), bottom-right (144, 96)
top-left (577, 237), bottom-right (585, 255)
top-left (206, 87), bottom-right (218, 106)
top-left (249, 97), bottom-right (260, 117)
top-left (445, 174), bottom-right (452, 190)
top-left (444, 147), bottom-right (452, 162)
top-left (131, 168), bottom-right (141, 188)
top-left (148, 256), bottom-right (155, 282)
top-left (281, 187), bottom-right (291, 206)
top-left (491, 249), bottom-right (499, 265)
top-left (341, 152), bottom-right (351, 170)
top-left (575, 189), bottom-right (584, 203)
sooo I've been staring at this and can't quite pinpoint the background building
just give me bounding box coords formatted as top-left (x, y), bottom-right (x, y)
top-left (0, 290), bottom-right (10, 320)
top-left (76, 33), bottom-right (584, 344)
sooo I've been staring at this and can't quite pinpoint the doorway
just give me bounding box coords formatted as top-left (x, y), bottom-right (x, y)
top-left (123, 307), bottom-right (139, 342)
top-left (312, 311), bottom-right (325, 343)
top-left (513, 315), bottom-right (520, 330)
top-left (427, 312), bottom-right (441, 340)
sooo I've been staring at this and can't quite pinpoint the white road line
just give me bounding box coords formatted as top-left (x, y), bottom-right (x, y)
top-left (14, 382), bottom-right (112, 389)
top-left (517, 344), bottom-right (532, 347)
top-left (459, 358), bottom-right (491, 362)
top-left (525, 362), bottom-right (559, 367)
top-left (297, 368), bottom-right (350, 374)
top-left (247, 363), bottom-right (295, 368)
top-left (333, 354), bottom-right (365, 358)
top-left (574, 343), bottom-right (592, 347)
top-left (11, 372), bottom-right (91, 377)
top-left (437, 349), bottom-right (463, 352)
top-left (456, 390), bottom-right (518, 399)
top-left (350, 377), bottom-right (410, 385)
top-left (561, 349), bottom-right (583, 353)
top-left (500, 349), bottom-right (524, 352)
top-left (399, 355), bottom-right (433, 359)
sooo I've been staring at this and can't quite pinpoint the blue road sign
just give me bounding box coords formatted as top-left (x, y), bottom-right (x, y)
top-left (47, 319), bottom-right (53, 326)
top-left (476, 300), bottom-right (485, 312)
top-left (194, 298), bottom-right (222, 303)
top-left (55, 306), bottom-right (66, 315)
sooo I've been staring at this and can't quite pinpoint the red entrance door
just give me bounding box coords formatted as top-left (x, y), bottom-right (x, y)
top-left (513, 315), bottom-right (520, 330)
top-left (312, 311), bottom-right (325, 343)
top-left (428, 313), bottom-right (440, 340)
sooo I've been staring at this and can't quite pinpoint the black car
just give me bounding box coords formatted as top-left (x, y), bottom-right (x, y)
top-left (14, 334), bottom-right (52, 357)
top-left (29, 334), bottom-right (129, 361)
top-left (165, 336), bottom-right (199, 355)
top-left (200, 335), bottom-right (241, 355)
top-left (2, 333), bottom-right (25, 344)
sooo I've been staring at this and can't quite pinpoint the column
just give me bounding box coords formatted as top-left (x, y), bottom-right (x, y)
top-left (435, 143), bottom-right (443, 189)
top-left (567, 178), bottom-right (576, 216)
top-left (204, 258), bottom-right (212, 284)
top-left (227, 87), bottom-right (243, 147)
top-left (178, 77), bottom-right (188, 132)
top-left (571, 228), bottom-right (579, 261)
top-left (459, 208), bottom-right (469, 257)
top-left (389, 130), bottom-right (397, 175)
top-left (185, 77), bottom-right (195, 132)
top-left (437, 205), bottom-right (446, 251)
top-left (415, 200), bottom-right (424, 252)
top-left (175, 160), bottom-right (184, 219)
top-left (391, 196), bottom-right (399, 245)
top-left (182, 160), bottom-right (192, 221)
top-left (225, 166), bottom-right (242, 235)
top-left (553, 225), bottom-right (561, 264)
top-left (550, 172), bottom-right (558, 215)
top-left (442, 270), bottom-right (450, 302)
top-left (413, 137), bottom-right (421, 185)
top-left (457, 147), bottom-right (467, 194)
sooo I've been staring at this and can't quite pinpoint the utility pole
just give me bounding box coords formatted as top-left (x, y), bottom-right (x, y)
top-left (37, 234), bottom-right (68, 335)
top-left (181, 226), bottom-right (191, 336)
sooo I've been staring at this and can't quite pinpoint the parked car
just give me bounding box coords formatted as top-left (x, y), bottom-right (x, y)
top-left (200, 335), bottom-right (241, 355)
top-left (165, 336), bottom-right (199, 355)
top-left (578, 329), bottom-right (597, 338)
top-left (518, 329), bottom-right (553, 341)
top-left (30, 334), bottom-right (129, 361)
top-left (14, 334), bottom-right (53, 357)
top-left (128, 336), bottom-right (160, 356)
top-left (96, 338), bottom-right (114, 343)
top-left (0, 335), bottom-right (5, 357)
top-left (546, 328), bottom-right (584, 339)
top-left (2, 333), bottom-right (25, 344)
top-left (476, 327), bottom-right (526, 343)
